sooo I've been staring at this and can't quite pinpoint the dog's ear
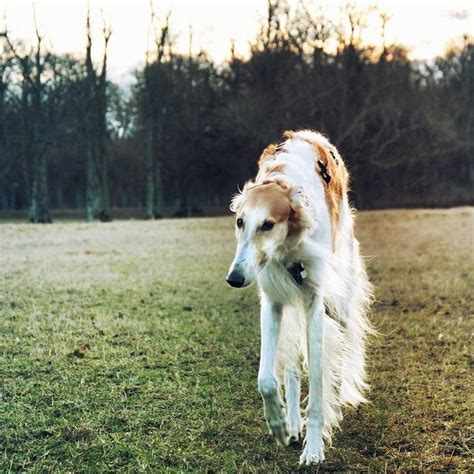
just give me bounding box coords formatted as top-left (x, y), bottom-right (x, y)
top-left (230, 191), bottom-right (244, 213)
top-left (288, 186), bottom-right (313, 236)
top-left (266, 177), bottom-right (291, 194)
top-left (230, 181), bottom-right (253, 213)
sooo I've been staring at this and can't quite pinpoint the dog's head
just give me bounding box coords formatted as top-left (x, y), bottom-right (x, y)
top-left (226, 179), bottom-right (312, 288)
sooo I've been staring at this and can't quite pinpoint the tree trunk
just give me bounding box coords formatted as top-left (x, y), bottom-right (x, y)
top-left (86, 149), bottom-right (100, 222)
top-left (154, 158), bottom-right (163, 218)
top-left (84, 10), bottom-right (112, 223)
top-left (28, 172), bottom-right (38, 222)
top-left (36, 154), bottom-right (51, 222)
top-left (99, 149), bottom-right (110, 221)
top-left (145, 124), bottom-right (155, 219)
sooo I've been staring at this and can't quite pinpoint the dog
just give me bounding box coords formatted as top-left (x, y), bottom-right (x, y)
top-left (226, 130), bottom-right (373, 465)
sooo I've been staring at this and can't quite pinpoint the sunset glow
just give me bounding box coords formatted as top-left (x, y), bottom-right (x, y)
top-left (2, 0), bottom-right (473, 82)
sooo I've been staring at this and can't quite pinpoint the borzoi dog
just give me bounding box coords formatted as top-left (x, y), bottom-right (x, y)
top-left (226, 130), bottom-right (373, 465)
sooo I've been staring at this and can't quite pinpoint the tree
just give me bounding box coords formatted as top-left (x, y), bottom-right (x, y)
top-left (2, 16), bottom-right (52, 222)
top-left (1, 1), bottom-right (472, 216)
top-left (141, 6), bottom-right (171, 218)
top-left (83, 9), bottom-right (112, 222)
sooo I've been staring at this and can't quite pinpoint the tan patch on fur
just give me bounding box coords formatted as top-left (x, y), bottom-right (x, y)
top-left (258, 144), bottom-right (277, 168)
top-left (314, 144), bottom-right (349, 250)
top-left (254, 132), bottom-right (348, 245)
top-left (287, 203), bottom-right (306, 237)
top-left (251, 179), bottom-right (308, 237)
top-left (264, 163), bottom-right (286, 176)
top-left (245, 181), bottom-right (292, 223)
top-left (291, 137), bottom-right (348, 249)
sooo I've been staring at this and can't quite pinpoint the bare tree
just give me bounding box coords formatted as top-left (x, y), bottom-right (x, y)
top-left (143, 2), bottom-right (170, 218)
top-left (0, 1), bottom-right (472, 214)
top-left (2, 13), bottom-right (52, 222)
top-left (84, 8), bottom-right (112, 222)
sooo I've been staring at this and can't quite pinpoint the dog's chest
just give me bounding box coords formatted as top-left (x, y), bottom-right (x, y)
top-left (258, 260), bottom-right (308, 304)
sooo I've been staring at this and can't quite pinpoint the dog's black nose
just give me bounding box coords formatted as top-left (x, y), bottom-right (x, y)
top-left (226, 271), bottom-right (245, 288)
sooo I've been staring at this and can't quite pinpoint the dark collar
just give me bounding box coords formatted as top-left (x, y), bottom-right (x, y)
top-left (288, 262), bottom-right (306, 285)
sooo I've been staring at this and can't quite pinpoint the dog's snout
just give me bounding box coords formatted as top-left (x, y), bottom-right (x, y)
top-left (226, 270), bottom-right (245, 288)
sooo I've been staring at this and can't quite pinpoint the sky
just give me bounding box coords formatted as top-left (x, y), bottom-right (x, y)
top-left (1, 0), bottom-right (473, 84)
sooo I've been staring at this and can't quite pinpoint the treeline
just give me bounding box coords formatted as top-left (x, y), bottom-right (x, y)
top-left (0, 1), bottom-right (472, 221)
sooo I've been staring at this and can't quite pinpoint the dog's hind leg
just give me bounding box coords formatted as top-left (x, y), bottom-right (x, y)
top-left (258, 294), bottom-right (289, 446)
top-left (300, 294), bottom-right (325, 465)
top-left (284, 366), bottom-right (302, 442)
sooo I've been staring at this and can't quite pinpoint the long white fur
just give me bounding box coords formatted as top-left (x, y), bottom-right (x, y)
top-left (228, 130), bottom-right (373, 465)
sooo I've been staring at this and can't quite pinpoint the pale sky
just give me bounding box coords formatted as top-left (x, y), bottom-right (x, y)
top-left (2, 0), bottom-right (473, 84)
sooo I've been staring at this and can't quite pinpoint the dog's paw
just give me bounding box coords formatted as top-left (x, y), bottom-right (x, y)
top-left (286, 414), bottom-right (302, 443)
top-left (262, 394), bottom-right (290, 446)
top-left (268, 418), bottom-right (290, 446)
top-left (299, 442), bottom-right (325, 466)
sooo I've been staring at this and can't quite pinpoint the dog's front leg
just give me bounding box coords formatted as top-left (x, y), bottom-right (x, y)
top-left (257, 294), bottom-right (289, 446)
top-left (300, 294), bottom-right (325, 465)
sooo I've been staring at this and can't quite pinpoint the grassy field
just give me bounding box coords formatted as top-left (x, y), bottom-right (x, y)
top-left (1, 208), bottom-right (473, 472)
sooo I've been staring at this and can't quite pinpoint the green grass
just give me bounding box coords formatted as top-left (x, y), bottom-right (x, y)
top-left (1, 208), bottom-right (473, 472)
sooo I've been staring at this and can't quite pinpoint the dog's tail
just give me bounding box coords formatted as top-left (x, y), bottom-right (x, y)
top-left (337, 237), bottom-right (374, 407)
top-left (321, 197), bottom-right (374, 408)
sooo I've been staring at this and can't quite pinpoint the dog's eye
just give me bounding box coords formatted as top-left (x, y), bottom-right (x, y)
top-left (236, 218), bottom-right (244, 229)
top-left (261, 221), bottom-right (274, 232)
